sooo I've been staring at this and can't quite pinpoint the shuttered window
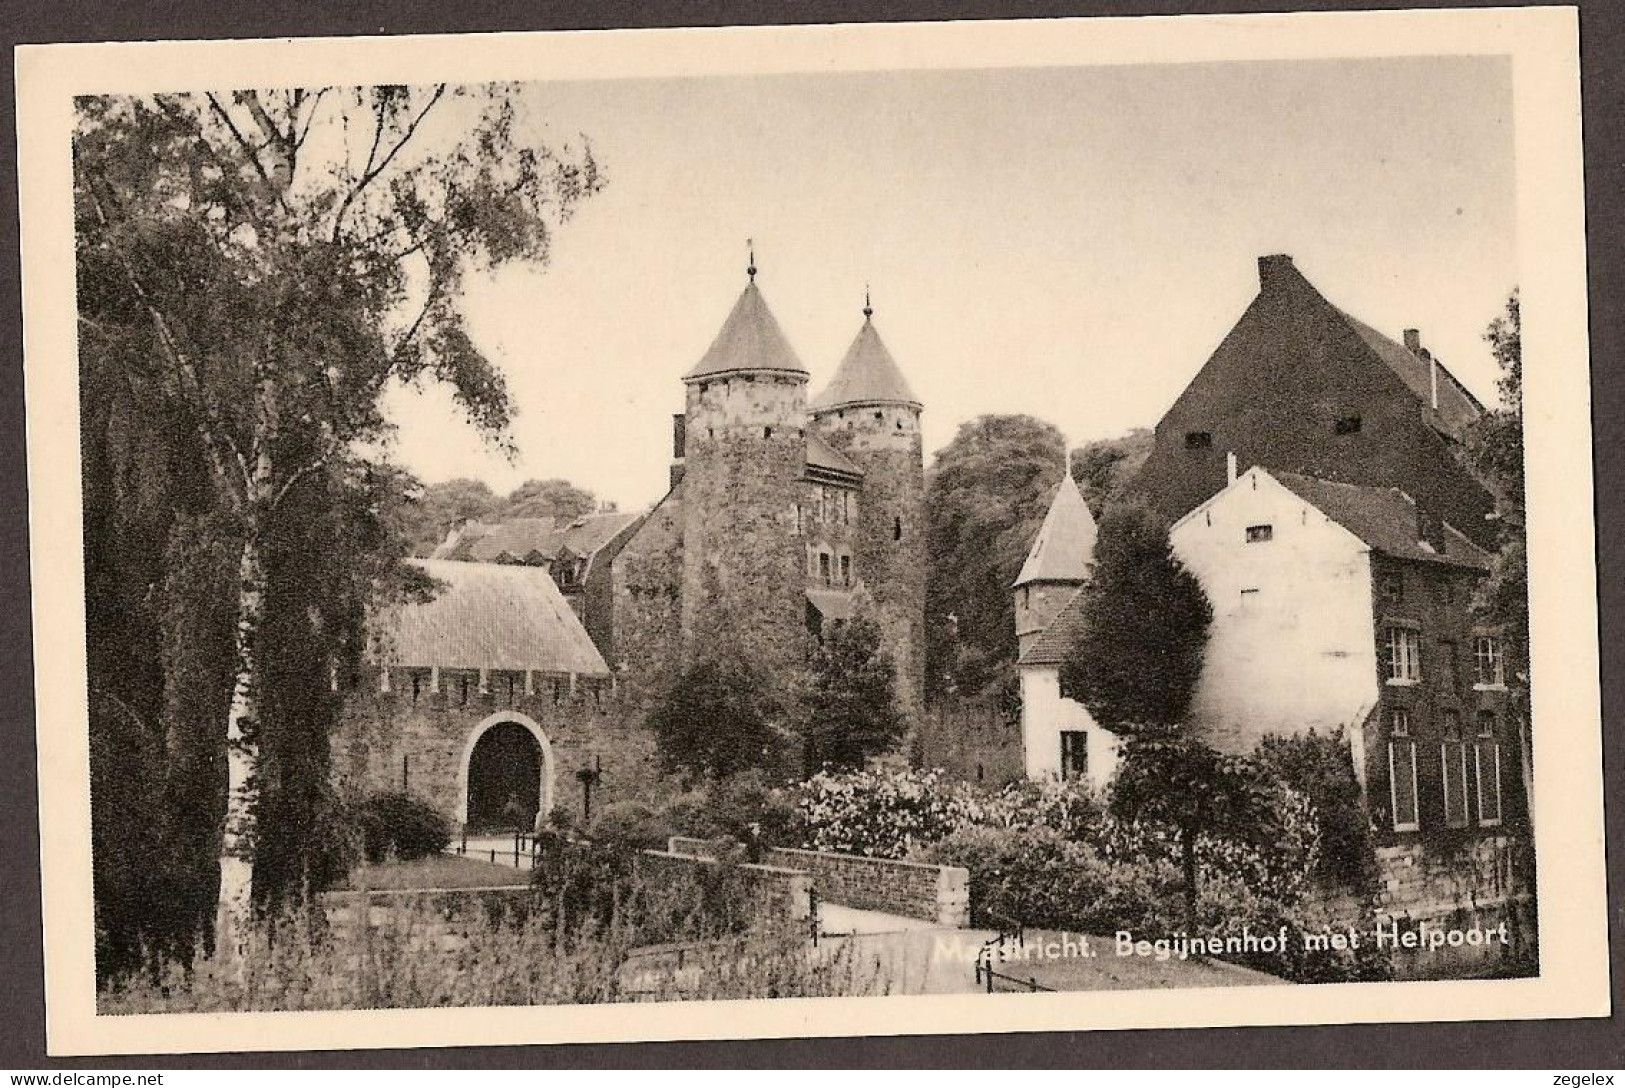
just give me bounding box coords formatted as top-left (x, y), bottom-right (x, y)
top-left (1476, 744), bottom-right (1503, 826)
top-left (1388, 708), bottom-right (1419, 832)
top-left (1442, 741), bottom-right (1469, 828)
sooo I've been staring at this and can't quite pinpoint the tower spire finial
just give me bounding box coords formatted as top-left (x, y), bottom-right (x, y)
top-left (863, 283), bottom-right (873, 320)
top-left (747, 238), bottom-right (757, 284)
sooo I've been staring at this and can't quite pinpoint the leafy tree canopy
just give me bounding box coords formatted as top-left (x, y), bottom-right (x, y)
top-left (925, 414), bottom-right (1068, 701)
top-left (801, 614), bottom-right (906, 773)
top-left (1059, 501), bottom-right (1212, 730)
top-left (650, 650), bottom-right (785, 784)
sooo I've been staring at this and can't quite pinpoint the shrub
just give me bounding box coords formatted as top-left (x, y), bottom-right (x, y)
top-left (351, 792), bottom-right (450, 863)
top-left (1255, 728), bottom-right (1378, 890)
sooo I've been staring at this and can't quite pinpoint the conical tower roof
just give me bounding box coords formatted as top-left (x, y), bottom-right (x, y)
top-left (1014, 472), bottom-right (1097, 587)
top-left (684, 281), bottom-right (808, 382)
top-left (811, 314), bottom-right (921, 411)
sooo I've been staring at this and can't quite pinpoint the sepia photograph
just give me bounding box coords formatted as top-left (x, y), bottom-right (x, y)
top-left (13, 5), bottom-right (1605, 1056)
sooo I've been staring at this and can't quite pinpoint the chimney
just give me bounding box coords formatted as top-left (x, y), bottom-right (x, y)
top-left (1403, 328), bottom-right (1422, 353)
top-left (1423, 348), bottom-right (1438, 410)
top-left (1257, 254), bottom-right (1295, 291)
top-left (1226, 450), bottom-right (1238, 485)
top-left (669, 462), bottom-right (686, 490)
top-left (672, 413), bottom-right (686, 460)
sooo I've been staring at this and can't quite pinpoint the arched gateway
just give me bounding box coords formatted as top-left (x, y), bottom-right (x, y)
top-left (458, 712), bottom-right (555, 832)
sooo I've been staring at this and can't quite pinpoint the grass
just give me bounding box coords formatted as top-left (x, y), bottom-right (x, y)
top-left (331, 852), bottom-right (532, 891)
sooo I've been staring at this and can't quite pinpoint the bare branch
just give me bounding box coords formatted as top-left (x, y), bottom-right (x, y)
top-left (330, 84), bottom-right (447, 242)
top-left (204, 92), bottom-right (292, 216)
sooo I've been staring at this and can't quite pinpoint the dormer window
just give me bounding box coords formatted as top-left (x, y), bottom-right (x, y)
top-left (1334, 413), bottom-right (1362, 435)
top-left (1185, 431), bottom-right (1213, 450)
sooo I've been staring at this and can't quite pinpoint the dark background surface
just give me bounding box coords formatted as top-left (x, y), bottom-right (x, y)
top-left (0, 0), bottom-right (1618, 1069)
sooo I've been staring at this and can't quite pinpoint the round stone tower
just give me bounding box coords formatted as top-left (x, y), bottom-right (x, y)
top-left (809, 293), bottom-right (927, 719)
top-left (678, 263), bottom-right (811, 686)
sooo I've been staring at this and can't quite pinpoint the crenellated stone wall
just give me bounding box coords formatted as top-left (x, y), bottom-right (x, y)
top-left (333, 673), bottom-right (662, 832)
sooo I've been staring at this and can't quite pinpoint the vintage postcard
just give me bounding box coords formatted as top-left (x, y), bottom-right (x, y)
top-left (15, 6), bottom-right (1605, 1057)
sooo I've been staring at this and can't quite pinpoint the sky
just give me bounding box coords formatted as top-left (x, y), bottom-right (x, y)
top-left (377, 55), bottom-right (1517, 513)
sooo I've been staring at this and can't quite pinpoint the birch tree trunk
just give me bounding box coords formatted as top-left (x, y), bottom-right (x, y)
top-left (216, 525), bottom-right (265, 956)
top-left (216, 377), bottom-right (276, 958)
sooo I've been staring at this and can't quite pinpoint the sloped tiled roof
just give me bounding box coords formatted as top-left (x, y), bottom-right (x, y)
top-left (805, 431), bottom-right (863, 478)
top-left (1019, 586), bottom-right (1089, 667)
top-left (556, 512), bottom-right (641, 560)
top-left (459, 518), bottom-right (559, 563)
top-left (1336, 309), bottom-right (1484, 438)
top-left (684, 282), bottom-right (808, 381)
top-left (1272, 471), bottom-right (1492, 570)
top-left (371, 559), bottom-right (609, 674)
top-left (811, 317), bottom-right (921, 411)
top-left (1014, 473), bottom-right (1098, 587)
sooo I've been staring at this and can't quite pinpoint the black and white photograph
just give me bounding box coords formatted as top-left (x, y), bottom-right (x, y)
top-left (13, 6), bottom-right (1605, 1056)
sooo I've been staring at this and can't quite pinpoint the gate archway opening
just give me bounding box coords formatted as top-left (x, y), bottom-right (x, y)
top-left (458, 713), bottom-right (554, 832)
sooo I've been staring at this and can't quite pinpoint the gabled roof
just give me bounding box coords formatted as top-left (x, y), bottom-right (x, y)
top-left (556, 511), bottom-right (642, 560)
top-left (1271, 470), bottom-right (1492, 570)
top-left (684, 281), bottom-right (808, 381)
top-left (1018, 586), bottom-right (1089, 667)
top-left (805, 431), bottom-right (863, 478)
top-left (371, 559), bottom-right (610, 674)
top-left (811, 317), bottom-right (921, 411)
top-left (1335, 309), bottom-right (1484, 438)
top-left (440, 517), bottom-right (559, 563)
top-left (1014, 473), bottom-right (1098, 587)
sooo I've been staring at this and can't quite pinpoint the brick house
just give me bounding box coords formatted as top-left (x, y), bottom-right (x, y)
top-left (1169, 465), bottom-right (1530, 971)
top-left (1130, 254), bottom-right (1499, 549)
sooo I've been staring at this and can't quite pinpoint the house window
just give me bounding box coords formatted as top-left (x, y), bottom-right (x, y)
top-left (1245, 524), bottom-right (1273, 543)
top-left (819, 552), bottom-right (832, 585)
top-left (1389, 709), bottom-right (1419, 831)
top-left (1334, 413), bottom-right (1362, 435)
top-left (1060, 731), bottom-right (1088, 783)
top-left (1476, 740), bottom-right (1503, 826)
top-left (839, 554), bottom-right (852, 587)
top-left (1474, 636), bottom-right (1505, 687)
top-left (1385, 627), bottom-right (1422, 683)
top-left (1475, 710), bottom-right (1496, 738)
top-left (1380, 571), bottom-right (1404, 602)
top-left (1184, 431), bottom-right (1213, 450)
top-left (1442, 711), bottom-right (1469, 829)
top-left (893, 516), bottom-right (903, 541)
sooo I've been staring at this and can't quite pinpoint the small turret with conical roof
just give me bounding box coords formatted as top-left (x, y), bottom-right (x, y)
top-left (1014, 466), bottom-right (1098, 657)
top-left (809, 289), bottom-right (927, 717)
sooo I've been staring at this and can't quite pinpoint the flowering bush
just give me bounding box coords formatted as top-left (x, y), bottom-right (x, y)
top-left (793, 767), bottom-right (982, 857)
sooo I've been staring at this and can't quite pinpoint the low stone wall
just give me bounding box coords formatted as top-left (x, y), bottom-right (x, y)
top-left (766, 847), bottom-right (970, 928)
top-left (636, 850), bottom-right (813, 922)
top-left (1301, 833), bottom-right (1536, 979)
top-left (664, 837), bottom-right (970, 928)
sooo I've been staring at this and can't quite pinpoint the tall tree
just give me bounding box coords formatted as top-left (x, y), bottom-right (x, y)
top-left (801, 614), bottom-right (907, 773)
top-left (1467, 290), bottom-right (1531, 818)
top-left (503, 477), bottom-right (599, 521)
top-left (1059, 501), bottom-right (1212, 730)
top-left (925, 415), bottom-right (1068, 701)
top-left (74, 85), bottom-right (602, 952)
top-left (1069, 427), bottom-right (1154, 514)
